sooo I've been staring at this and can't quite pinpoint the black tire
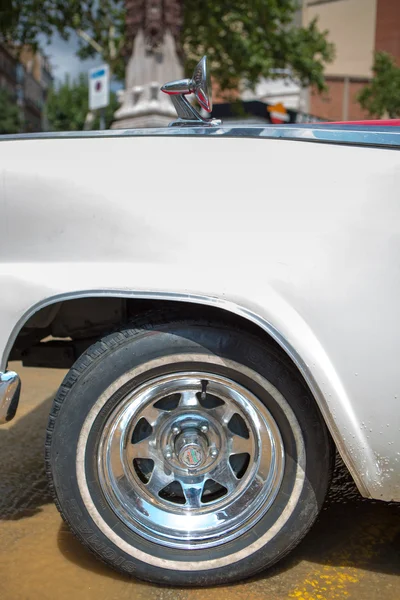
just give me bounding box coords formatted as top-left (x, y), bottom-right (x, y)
top-left (46, 316), bottom-right (333, 586)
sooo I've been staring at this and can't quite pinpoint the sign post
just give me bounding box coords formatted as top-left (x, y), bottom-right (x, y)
top-left (89, 65), bottom-right (110, 129)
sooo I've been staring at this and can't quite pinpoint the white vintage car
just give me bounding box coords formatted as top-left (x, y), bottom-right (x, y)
top-left (0, 58), bottom-right (399, 586)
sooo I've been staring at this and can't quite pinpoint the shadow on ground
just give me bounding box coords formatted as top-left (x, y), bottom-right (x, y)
top-left (270, 455), bottom-right (400, 579)
top-left (0, 395), bottom-right (54, 520)
top-left (1, 393), bottom-right (399, 586)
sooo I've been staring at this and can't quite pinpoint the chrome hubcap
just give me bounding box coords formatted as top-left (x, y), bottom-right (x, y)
top-left (97, 372), bottom-right (285, 549)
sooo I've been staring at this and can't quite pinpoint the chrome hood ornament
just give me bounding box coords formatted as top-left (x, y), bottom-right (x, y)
top-left (161, 56), bottom-right (221, 127)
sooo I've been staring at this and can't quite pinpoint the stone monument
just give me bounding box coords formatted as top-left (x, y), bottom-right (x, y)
top-left (111, 0), bottom-right (183, 129)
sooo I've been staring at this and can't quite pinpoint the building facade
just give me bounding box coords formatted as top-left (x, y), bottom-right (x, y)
top-left (0, 44), bottom-right (53, 132)
top-left (302, 0), bottom-right (400, 121)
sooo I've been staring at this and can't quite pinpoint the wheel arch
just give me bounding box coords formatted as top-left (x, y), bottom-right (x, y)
top-left (2, 288), bottom-right (368, 497)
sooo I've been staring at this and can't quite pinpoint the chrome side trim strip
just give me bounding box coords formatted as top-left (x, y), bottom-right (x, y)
top-left (0, 289), bottom-right (369, 496)
top-left (0, 371), bottom-right (21, 424)
top-left (1, 124), bottom-right (400, 149)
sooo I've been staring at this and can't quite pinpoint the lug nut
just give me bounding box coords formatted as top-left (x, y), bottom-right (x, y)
top-left (200, 424), bottom-right (208, 433)
top-left (210, 448), bottom-right (218, 458)
top-left (164, 446), bottom-right (173, 459)
top-left (172, 426), bottom-right (181, 436)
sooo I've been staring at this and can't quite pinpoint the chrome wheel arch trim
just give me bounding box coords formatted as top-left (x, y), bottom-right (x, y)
top-left (2, 287), bottom-right (369, 497)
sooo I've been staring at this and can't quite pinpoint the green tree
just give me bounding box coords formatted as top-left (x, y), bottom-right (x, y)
top-left (2, 1), bottom-right (334, 91)
top-left (0, 89), bottom-right (21, 134)
top-left (358, 52), bottom-right (400, 119)
top-left (183, 1), bottom-right (334, 91)
top-left (46, 74), bottom-right (118, 131)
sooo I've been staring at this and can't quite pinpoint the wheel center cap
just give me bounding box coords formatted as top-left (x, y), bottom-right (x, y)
top-left (179, 444), bottom-right (203, 468)
top-left (174, 427), bottom-right (209, 470)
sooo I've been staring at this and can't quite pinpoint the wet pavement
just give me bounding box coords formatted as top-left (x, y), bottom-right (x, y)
top-left (0, 362), bottom-right (399, 600)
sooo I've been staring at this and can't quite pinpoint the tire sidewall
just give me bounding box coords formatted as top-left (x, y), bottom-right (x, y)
top-left (50, 324), bottom-right (331, 585)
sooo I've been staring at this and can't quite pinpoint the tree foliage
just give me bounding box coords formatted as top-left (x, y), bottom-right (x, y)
top-left (1, 0), bottom-right (334, 90)
top-left (183, 1), bottom-right (334, 91)
top-left (1, 1), bottom-right (58, 49)
top-left (1, 1), bottom-right (126, 78)
top-left (0, 88), bottom-right (21, 134)
top-left (46, 74), bottom-right (118, 131)
top-left (358, 52), bottom-right (400, 119)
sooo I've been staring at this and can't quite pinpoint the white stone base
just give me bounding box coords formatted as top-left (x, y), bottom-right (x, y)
top-left (111, 29), bottom-right (183, 130)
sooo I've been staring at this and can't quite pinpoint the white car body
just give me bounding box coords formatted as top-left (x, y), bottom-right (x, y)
top-left (0, 124), bottom-right (399, 501)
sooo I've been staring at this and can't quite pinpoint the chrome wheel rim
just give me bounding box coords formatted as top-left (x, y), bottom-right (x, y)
top-left (97, 371), bottom-right (285, 549)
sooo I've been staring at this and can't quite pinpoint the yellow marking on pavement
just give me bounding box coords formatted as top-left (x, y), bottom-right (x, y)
top-left (288, 518), bottom-right (399, 600)
top-left (289, 566), bottom-right (359, 599)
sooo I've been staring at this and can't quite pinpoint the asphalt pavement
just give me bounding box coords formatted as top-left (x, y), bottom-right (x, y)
top-left (0, 363), bottom-right (398, 600)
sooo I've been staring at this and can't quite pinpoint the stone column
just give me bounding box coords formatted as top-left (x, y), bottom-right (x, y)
top-left (111, 0), bottom-right (183, 129)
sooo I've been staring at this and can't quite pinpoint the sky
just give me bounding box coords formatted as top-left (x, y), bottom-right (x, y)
top-left (40, 31), bottom-right (123, 92)
top-left (40, 31), bottom-right (101, 84)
